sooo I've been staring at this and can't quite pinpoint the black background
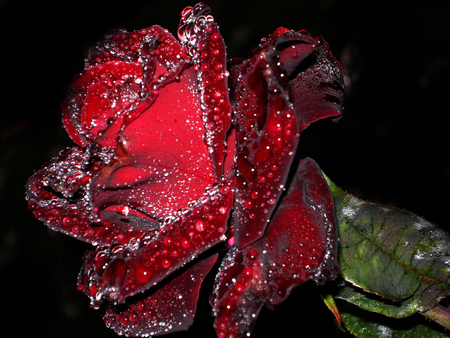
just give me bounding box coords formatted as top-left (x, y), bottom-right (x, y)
top-left (1, 0), bottom-right (449, 337)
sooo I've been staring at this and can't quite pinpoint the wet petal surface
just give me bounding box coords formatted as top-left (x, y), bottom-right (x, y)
top-left (103, 254), bottom-right (218, 337)
top-left (26, 3), bottom-right (344, 337)
top-left (178, 3), bottom-right (232, 180)
top-left (211, 158), bottom-right (339, 338)
top-left (79, 183), bottom-right (233, 306)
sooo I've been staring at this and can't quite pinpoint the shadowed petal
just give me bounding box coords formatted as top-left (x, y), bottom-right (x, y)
top-left (26, 148), bottom-right (151, 246)
top-left (262, 157), bottom-right (339, 303)
top-left (78, 182), bottom-right (233, 307)
top-left (211, 245), bottom-right (269, 338)
top-left (230, 31), bottom-right (312, 248)
top-left (103, 254), bottom-right (218, 337)
top-left (288, 36), bottom-right (345, 132)
top-left (211, 158), bottom-right (339, 337)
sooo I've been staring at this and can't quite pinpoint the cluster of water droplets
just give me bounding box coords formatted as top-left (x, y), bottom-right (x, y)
top-left (177, 2), bottom-right (232, 180)
top-left (79, 180), bottom-right (233, 312)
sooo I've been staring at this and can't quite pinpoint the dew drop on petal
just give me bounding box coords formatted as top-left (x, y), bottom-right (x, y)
top-left (163, 236), bottom-right (173, 247)
top-left (180, 238), bottom-right (190, 249)
top-left (195, 220), bottom-right (206, 232)
top-left (244, 200), bottom-right (254, 209)
top-left (161, 259), bottom-right (171, 268)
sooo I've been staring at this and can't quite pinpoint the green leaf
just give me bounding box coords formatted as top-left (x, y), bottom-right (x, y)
top-left (340, 302), bottom-right (450, 338)
top-left (323, 174), bottom-right (450, 318)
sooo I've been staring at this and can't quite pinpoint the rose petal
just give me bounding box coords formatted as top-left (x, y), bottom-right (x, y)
top-left (178, 3), bottom-right (232, 180)
top-left (230, 35), bottom-right (302, 249)
top-left (91, 63), bottom-right (217, 220)
top-left (79, 183), bottom-right (233, 306)
top-left (211, 158), bottom-right (339, 337)
top-left (62, 25), bottom-right (189, 148)
top-left (211, 246), bottom-right (269, 338)
top-left (25, 148), bottom-right (152, 246)
top-left (257, 27), bottom-right (317, 76)
top-left (102, 254), bottom-right (218, 337)
top-left (262, 157), bottom-right (339, 303)
top-left (85, 26), bottom-right (187, 68)
top-left (288, 36), bottom-right (345, 132)
top-left (62, 61), bottom-right (146, 148)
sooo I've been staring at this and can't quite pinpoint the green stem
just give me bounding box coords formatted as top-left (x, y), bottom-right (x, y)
top-left (421, 304), bottom-right (450, 330)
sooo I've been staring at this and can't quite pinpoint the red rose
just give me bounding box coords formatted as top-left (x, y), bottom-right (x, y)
top-left (26, 3), bottom-right (344, 337)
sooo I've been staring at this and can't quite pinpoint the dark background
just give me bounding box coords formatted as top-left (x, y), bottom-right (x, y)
top-left (1, 0), bottom-right (449, 337)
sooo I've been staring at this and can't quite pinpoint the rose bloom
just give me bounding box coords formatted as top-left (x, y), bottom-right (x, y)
top-left (26, 3), bottom-right (344, 337)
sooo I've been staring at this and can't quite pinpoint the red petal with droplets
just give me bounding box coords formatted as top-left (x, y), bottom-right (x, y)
top-left (103, 254), bottom-right (218, 337)
top-left (25, 148), bottom-right (152, 246)
top-left (178, 3), bottom-right (232, 181)
top-left (79, 183), bottom-right (233, 306)
top-left (62, 25), bottom-right (189, 148)
top-left (262, 157), bottom-right (339, 302)
top-left (26, 4), bottom-right (346, 337)
top-left (62, 61), bottom-right (146, 148)
top-left (257, 27), bottom-right (317, 76)
top-left (288, 36), bottom-right (345, 132)
top-left (211, 246), bottom-right (269, 338)
top-left (230, 32), bottom-right (307, 249)
top-left (211, 158), bottom-right (339, 337)
top-left (91, 64), bottom-right (216, 220)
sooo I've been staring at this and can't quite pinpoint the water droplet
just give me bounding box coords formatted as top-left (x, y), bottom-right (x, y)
top-left (129, 312), bottom-right (138, 323)
top-left (180, 238), bottom-right (190, 249)
top-left (211, 32), bottom-right (220, 41)
top-left (63, 216), bottom-right (72, 226)
top-left (240, 98), bottom-right (249, 110)
top-left (246, 250), bottom-right (258, 260)
top-left (161, 259), bottom-right (171, 268)
top-left (234, 283), bottom-right (244, 294)
top-left (244, 200), bottom-right (254, 209)
top-left (243, 268), bottom-right (253, 277)
top-left (163, 237), bottom-right (173, 247)
top-left (195, 220), bottom-right (206, 232)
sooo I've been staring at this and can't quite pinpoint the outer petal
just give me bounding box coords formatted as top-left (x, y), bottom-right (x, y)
top-left (178, 3), bottom-right (232, 180)
top-left (78, 182), bottom-right (234, 307)
top-left (255, 28), bottom-right (344, 131)
top-left (262, 157), bottom-right (339, 302)
top-left (229, 29), bottom-right (344, 249)
top-left (26, 148), bottom-right (150, 246)
top-left (211, 246), bottom-right (269, 338)
top-left (62, 61), bottom-right (146, 148)
top-left (288, 36), bottom-right (345, 132)
top-left (230, 31), bottom-right (315, 248)
top-left (102, 254), bottom-right (218, 337)
top-left (211, 158), bottom-right (339, 338)
top-left (62, 25), bottom-right (189, 148)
